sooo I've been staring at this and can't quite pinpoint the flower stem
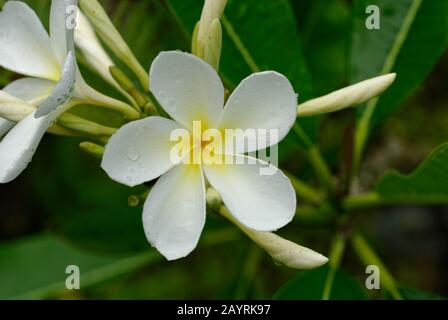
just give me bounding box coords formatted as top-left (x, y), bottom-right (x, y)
top-left (322, 233), bottom-right (346, 300)
top-left (351, 232), bottom-right (403, 300)
top-left (234, 246), bottom-right (263, 299)
top-left (292, 124), bottom-right (334, 195)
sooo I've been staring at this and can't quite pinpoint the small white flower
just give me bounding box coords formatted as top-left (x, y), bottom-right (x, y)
top-left (0, 0), bottom-right (135, 183)
top-left (102, 51), bottom-right (298, 260)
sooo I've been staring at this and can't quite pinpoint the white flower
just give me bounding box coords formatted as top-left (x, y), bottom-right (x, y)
top-left (102, 51), bottom-right (298, 260)
top-left (0, 0), bottom-right (136, 183)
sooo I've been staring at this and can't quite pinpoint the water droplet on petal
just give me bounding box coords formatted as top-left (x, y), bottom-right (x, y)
top-left (127, 147), bottom-right (140, 161)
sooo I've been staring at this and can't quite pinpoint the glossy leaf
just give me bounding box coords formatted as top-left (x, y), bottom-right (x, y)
top-left (376, 142), bottom-right (448, 203)
top-left (0, 234), bottom-right (159, 299)
top-left (351, 0), bottom-right (448, 126)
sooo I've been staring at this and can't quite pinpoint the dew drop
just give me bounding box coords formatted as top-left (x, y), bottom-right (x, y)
top-left (127, 147), bottom-right (140, 161)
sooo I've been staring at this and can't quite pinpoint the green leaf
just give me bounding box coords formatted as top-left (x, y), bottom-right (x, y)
top-left (351, 0), bottom-right (448, 126)
top-left (376, 142), bottom-right (448, 204)
top-left (397, 286), bottom-right (446, 300)
top-left (0, 234), bottom-right (159, 299)
top-left (274, 266), bottom-right (368, 300)
top-left (166, 0), bottom-right (316, 147)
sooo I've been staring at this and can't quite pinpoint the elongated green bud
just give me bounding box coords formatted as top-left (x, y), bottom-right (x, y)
top-left (58, 113), bottom-right (117, 136)
top-left (79, 141), bottom-right (105, 158)
top-left (298, 73), bottom-right (396, 117)
top-left (109, 66), bottom-right (147, 109)
top-left (191, 22), bottom-right (200, 56)
top-left (78, 0), bottom-right (148, 89)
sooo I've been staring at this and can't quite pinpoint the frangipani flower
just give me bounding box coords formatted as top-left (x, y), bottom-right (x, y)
top-left (102, 51), bottom-right (298, 260)
top-left (0, 0), bottom-right (137, 183)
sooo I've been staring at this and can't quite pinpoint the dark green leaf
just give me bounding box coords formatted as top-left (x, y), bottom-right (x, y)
top-left (351, 0), bottom-right (448, 126)
top-left (274, 266), bottom-right (367, 300)
top-left (376, 142), bottom-right (448, 203)
top-left (0, 234), bottom-right (158, 299)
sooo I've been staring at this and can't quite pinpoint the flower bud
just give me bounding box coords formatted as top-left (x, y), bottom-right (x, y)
top-left (0, 91), bottom-right (35, 122)
top-left (298, 73), bottom-right (396, 117)
top-left (203, 19), bottom-right (222, 71)
top-left (79, 141), bottom-right (105, 158)
top-left (198, 0), bottom-right (227, 53)
top-left (58, 113), bottom-right (117, 136)
top-left (78, 0), bottom-right (148, 89)
top-left (220, 206), bottom-right (328, 269)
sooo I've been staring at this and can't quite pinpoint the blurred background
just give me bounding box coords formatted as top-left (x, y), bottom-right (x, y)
top-left (0, 0), bottom-right (447, 299)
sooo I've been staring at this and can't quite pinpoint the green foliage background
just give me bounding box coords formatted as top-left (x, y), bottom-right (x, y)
top-left (0, 0), bottom-right (447, 299)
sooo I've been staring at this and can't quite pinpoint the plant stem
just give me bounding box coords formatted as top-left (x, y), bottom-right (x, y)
top-left (294, 205), bottom-right (336, 226)
top-left (322, 233), bottom-right (346, 300)
top-left (308, 146), bottom-right (334, 195)
top-left (234, 246), bottom-right (263, 299)
top-left (343, 193), bottom-right (382, 211)
top-left (293, 124), bottom-right (334, 195)
top-left (351, 232), bottom-right (403, 300)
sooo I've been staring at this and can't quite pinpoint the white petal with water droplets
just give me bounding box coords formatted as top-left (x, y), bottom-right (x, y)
top-left (101, 116), bottom-right (183, 187)
top-left (150, 51), bottom-right (224, 129)
top-left (203, 154), bottom-right (296, 231)
top-left (35, 51), bottom-right (76, 118)
top-left (218, 71), bottom-right (297, 153)
top-left (0, 108), bottom-right (65, 183)
top-left (143, 164), bottom-right (206, 260)
top-left (0, 1), bottom-right (60, 80)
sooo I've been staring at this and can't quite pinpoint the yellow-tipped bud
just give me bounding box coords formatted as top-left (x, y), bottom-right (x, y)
top-left (79, 141), bottom-right (105, 158)
top-left (298, 73), bottom-right (397, 117)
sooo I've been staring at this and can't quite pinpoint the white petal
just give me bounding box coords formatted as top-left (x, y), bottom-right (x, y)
top-left (3, 78), bottom-right (56, 105)
top-left (218, 71), bottom-right (297, 153)
top-left (0, 118), bottom-right (14, 138)
top-left (0, 90), bottom-right (35, 122)
top-left (143, 164), bottom-right (206, 260)
top-left (50, 0), bottom-right (78, 64)
top-left (101, 116), bottom-right (183, 187)
top-left (0, 1), bottom-right (60, 80)
top-left (203, 154), bottom-right (296, 231)
top-left (150, 51), bottom-right (224, 129)
top-left (0, 108), bottom-right (65, 183)
top-left (35, 51), bottom-right (76, 118)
